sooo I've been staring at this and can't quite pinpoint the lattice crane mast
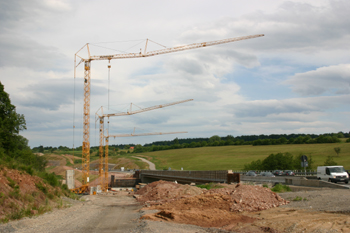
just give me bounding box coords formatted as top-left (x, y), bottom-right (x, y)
top-left (95, 99), bottom-right (193, 191)
top-left (74, 33), bottom-right (264, 188)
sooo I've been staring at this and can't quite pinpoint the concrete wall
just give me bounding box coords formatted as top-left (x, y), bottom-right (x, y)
top-left (66, 170), bottom-right (75, 189)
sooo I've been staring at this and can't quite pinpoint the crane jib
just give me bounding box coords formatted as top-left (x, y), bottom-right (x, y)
top-left (89, 34), bottom-right (264, 61)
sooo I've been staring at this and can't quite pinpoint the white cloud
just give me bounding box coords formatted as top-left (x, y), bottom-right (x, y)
top-left (1, 0), bottom-right (350, 147)
top-left (229, 95), bottom-right (350, 118)
top-left (284, 64), bottom-right (350, 96)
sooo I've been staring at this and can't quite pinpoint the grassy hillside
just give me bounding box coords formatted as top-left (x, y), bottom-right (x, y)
top-left (134, 142), bottom-right (350, 171)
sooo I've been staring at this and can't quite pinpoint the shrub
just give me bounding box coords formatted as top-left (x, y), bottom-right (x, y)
top-left (47, 193), bottom-right (54, 200)
top-left (6, 177), bottom-right (16, 188)
top-left (9, 189), bottom-right (21, 200)
top-left (196, 183), bottom-right (224, 190)
top-left (0, 217), bottom-right (9, 224)
top-left (36, 182), bottom-right (48, 194)
top-left (271, 184), bottom-right (291, 193)
top-left (37, 172), bottom-right (60, 187)
top-left (7, 209), bottom-right (24, 220)
top-left (292, 196), bottom-right (307, 201)
top-left (0, 192), bottom-right (6, 206)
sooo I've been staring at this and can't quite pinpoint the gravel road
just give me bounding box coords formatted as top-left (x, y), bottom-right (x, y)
top-left (0, 193), bottom-right (226, 233)
top-left (132, 156), bottom-right (156, 170)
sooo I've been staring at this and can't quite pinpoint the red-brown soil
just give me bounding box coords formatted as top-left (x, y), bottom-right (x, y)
top-left (136, 181), bottom-right (289, 232)
top-left (0, 167), bottom-right (62, 220)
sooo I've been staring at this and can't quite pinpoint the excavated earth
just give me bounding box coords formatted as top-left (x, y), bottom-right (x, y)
top-left (135, 181), bottom-right (350, 232)
top-left (1, 179), bottom-right (350, 232)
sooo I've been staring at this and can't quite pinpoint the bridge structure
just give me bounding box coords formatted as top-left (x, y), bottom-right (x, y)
top-left (138, 170), bottom-right (240, 184)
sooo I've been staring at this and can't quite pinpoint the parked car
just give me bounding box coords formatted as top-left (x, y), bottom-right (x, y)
top-left (261, 172), bottom-right (275, 177)
top-left (273, 170), bottom-right (283, 176)
top-left (283, 170), bottom-right (295, 176)
top-left (245, 171), bottom-right (257, 176)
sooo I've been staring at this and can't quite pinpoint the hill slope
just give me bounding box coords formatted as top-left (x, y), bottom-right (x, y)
top-left (135, 142), bottom-right (350, 170)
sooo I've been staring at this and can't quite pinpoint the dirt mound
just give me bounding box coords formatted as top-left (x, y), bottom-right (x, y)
top-left (135, 180), bottom-right (203, 204)
top-left (137, 181), bottom-right (288, 232)
top-left (205, 184), bottom-right (288, 212)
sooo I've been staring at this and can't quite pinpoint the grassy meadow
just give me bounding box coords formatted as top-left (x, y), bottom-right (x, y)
top-left (134, 141), bottom-right (350, 171)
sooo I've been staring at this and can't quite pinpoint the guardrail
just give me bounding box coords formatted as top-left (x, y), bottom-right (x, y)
top-left (233, 170), bottom-right (317, 176)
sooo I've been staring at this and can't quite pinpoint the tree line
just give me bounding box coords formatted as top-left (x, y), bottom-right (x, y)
top-left (243, 153), bottom-right (315, 171)
top-left (32, 131), bottom-right (349, 155)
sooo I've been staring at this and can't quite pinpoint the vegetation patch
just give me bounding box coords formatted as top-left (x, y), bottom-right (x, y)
top-left (271, 184), bottom-right (291, 193)
top-left (196, 183), bottom-right (224, 190)
top-left (292, 196), bottom-right (307, 201)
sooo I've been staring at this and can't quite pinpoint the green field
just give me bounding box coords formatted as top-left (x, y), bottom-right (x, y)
top-left (134, 142), bottom-right (350, 171)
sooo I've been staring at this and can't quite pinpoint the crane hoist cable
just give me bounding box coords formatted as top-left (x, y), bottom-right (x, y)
top-left (108, 60), bottom-right (111, 110)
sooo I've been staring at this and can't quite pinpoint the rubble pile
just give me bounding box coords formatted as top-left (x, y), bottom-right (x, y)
top-left (137, 181), bottom-right (288, 231)
top-left (136, 181), bottom-right (288, 212)
top-left (207, 183), bottom-right (289, 212)
top-left (134, 180), bottom-right (203, 205)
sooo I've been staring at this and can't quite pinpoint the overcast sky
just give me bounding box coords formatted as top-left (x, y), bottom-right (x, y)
top-left (1, 0), bottom-right (349, 148)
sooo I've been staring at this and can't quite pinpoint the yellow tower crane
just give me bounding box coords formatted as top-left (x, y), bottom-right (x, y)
top-left (95, 99), bottom-right (193, 191)
top-left (74, 34), bottom-right (264, 191)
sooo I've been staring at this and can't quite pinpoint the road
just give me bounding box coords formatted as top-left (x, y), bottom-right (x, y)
top-left (0, 193), bottom-right (225, 233)
top-left (1, 194), bottom-right (141, 233)
top-left (132, 156), bottom-right (156, 170)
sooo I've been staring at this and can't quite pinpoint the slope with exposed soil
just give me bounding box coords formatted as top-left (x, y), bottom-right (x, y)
top-left (0, 167), bottom-right (71, 223)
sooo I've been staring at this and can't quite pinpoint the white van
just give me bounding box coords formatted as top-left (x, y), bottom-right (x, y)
top-left (317, 166), bottom-right (349, 184)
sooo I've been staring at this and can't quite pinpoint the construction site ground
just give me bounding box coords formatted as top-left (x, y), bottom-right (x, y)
top-left (1, 181), bottom-right (350, 233)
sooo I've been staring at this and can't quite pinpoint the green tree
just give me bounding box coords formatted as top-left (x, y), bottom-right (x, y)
top-left (334, 147), bottom-right (341, 156)
top-left (209, 135), bottom-right (221, 143)
top-left (324, 156), bottom-right (337, 166)
top-left (173, 137), bottom-right (179, 145)
top-left (0, 82), bottom-right (26, 154)
top-left (292, 154), bottom-right (314, 170)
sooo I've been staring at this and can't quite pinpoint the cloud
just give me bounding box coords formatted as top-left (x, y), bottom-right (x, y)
top-left (178, 1), bottom-right (350, 54)
top-left (284, 64), bottom-right (350, 96)
top-left (229, 95), bottom-right (350, 118)
top-left (0, 0), bottom-right (72, 71)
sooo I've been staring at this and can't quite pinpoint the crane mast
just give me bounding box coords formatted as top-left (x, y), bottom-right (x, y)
top-left (74, 33), bottom-right (264, 188)
top-left (96, 99), bottom-right (193, 191)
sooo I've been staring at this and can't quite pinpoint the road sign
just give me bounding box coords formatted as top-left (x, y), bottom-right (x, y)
top-left (301, 161), bottom-right (308, 168)
top-left (301, 155), bottom-right (308, 162)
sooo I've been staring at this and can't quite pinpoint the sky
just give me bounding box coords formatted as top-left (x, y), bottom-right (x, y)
top-left (1, 0), bottom-right (349, 148)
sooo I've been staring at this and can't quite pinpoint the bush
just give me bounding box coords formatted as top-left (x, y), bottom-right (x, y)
top-left (196, 183), bottom-right (224, 190)
top-left (6, 177), bottom-right (16, 188)
top-left (9, 189), bottom-right (21, 200)
top-left (36, 182), bottom-right (48, 194)
top-left (37, 172), bottom-right (60, 187)
top-left (271, 184), bottom-right (291, 193)
top-left (47, 193), bottom-right (54, 200)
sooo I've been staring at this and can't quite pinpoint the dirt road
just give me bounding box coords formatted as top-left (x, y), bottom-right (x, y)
top-left (133, 156), bottom-right (156, 170)
top-left (0, 193), bottom-right (141, 233)
top-left (0, 192), bottom-right (223, 233)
